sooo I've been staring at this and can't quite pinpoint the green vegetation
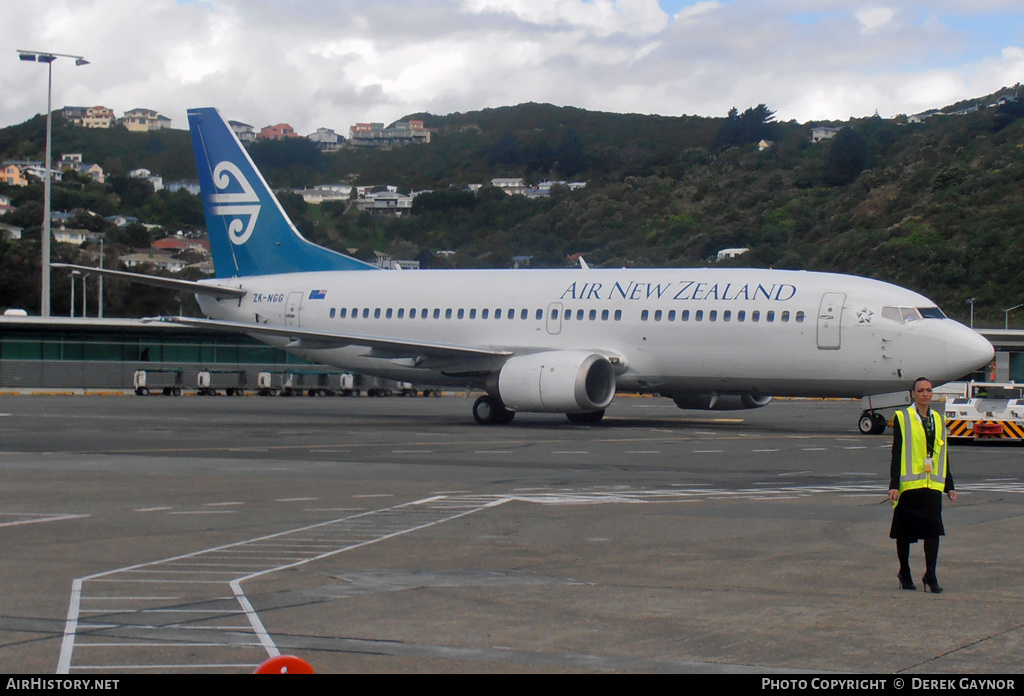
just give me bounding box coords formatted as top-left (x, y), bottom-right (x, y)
top-left (2, 89), bottom-right (1024, 324)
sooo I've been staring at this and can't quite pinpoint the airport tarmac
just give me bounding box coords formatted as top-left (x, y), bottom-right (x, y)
top-left (1, 394), bottom-right (1022, 674)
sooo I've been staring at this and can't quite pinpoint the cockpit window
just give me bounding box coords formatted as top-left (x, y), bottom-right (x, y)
top-left (882, 306), bottom-right (945, 323)
top-left (900, 307), bottom-right (922, 323)
top-left (881, 306), bottom-right (902, 323)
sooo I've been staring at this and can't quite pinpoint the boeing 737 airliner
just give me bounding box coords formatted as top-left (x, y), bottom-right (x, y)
top-left (57, 107), bottom-right (995, 429)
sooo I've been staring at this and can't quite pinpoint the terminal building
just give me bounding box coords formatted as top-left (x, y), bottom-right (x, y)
top-left (0, 316), bottom-right (423, 396)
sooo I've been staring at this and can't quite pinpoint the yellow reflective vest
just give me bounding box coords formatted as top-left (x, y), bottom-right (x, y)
top-left (894, 406), bottom-right (947, 496)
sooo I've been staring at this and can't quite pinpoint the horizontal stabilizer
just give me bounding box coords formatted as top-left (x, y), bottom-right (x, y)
top-left (51, 263), bottom-right (246, 299)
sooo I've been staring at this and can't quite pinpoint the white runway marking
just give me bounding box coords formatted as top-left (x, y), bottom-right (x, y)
top-left (57, 478), bottom-right (1024, 673)
top-left (0, 512), bottom-right (88, 528)
top-left (57, 495), bottom-right (505, 674)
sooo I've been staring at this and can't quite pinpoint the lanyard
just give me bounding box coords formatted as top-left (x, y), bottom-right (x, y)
top-left (914, 408), bottom-right (935, 458)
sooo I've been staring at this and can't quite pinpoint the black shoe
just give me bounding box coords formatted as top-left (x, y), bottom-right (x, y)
top-left (922, 575), bottom-right (943, 593)
top-left (898, 571), bottom-right (916, 590)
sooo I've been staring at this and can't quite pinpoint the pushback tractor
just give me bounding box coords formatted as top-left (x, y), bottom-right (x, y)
top-left (945, 382), bottom-right (1024, 442)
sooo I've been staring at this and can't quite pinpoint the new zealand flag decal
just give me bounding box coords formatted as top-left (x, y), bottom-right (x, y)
top-left (308, 289), bottom-right (327, 300)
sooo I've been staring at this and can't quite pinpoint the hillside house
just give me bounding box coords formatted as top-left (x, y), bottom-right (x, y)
top-left (348, 120), bottom-right (430, 148)
top-left (1, 164), bottom-right (28, 186)
top-left (119, 108), bottom-right (172, 132)
top-left (811, 126), bottom-right (841, 143)
top-left (82, 106), bottom-right (115, 129)
top-left (229, 121), bottom-right (256, 143)
top-left (308, 128), bottom-right (344, 152)
top-left (258, 123), bottom-right (299, 140)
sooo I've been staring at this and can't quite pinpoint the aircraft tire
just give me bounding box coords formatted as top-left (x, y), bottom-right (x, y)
top-left (566, 409), bottom-right (605, 424)
top-left (859, 411), bottom-right (887, 435)
top-left (473, 395), bottom-right (515, 425)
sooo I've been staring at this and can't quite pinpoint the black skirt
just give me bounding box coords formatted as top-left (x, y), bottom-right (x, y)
top-left (890, 488), bottom-right (945, 541)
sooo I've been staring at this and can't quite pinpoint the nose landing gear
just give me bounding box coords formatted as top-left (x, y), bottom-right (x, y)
top-left (859, 410), bottom-right (888, 435)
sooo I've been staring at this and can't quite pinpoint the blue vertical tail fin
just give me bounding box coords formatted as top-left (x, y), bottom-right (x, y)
top-left (187, 107), bottom-right (378, 277)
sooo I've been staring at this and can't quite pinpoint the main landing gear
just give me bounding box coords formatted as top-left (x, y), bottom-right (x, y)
top-left (472, 395), bottom-right (515, 425)
top-left (858, 410), bottom-right (888, 435)
top-left (566, 409), bottom-right (605, 424)
top-left (472, 395), bottom-right (607, 425)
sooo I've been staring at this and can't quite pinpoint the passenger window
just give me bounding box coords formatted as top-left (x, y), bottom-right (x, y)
top-left (654, 310), bottom-right (662, 321)
top-left (767, 311), bottom-right (775, 322)
top-left (470, 309), bottom-right (476, 319)
top-left (521, 309), bottom-right (528, 320)
top-left (589, 309), bottom-right (597, 320)
top-left (681, 310), bottom-right (690, 321)
top-left (709, 310), bottom-right (717, 321)
top-left (457, 309), bottom-right (464, 319)
top-left (386, 308), bottom-right (393, 319)
top-left (614, 310), bottom-right (622, 321)
top-left (577, 309), bottom-right (584, 320)
top-left (641, 310), bottom-right (649, 321)
top-left (602, 309), bottom-right (609, 321)
top-left (695, 310), bottom-right (704, 321)
top-left (668, 310), bottom-right (676, 321)
top-left (482, 309), bottom-right (489, 319)
top-left (723, 310), bottom-right (731, 322)
top-left (433, 308), bottom-right (440, 319)
top-left (781, 311), bottom-right (790, 322)
top-left (536, 309), bottom-right (543, 320)
top-left (397, 308), bottom-right (404, 319)
top-left (329, 308), bottom-right (336, 319)
top-left (495, 309), bottom-right (502, 319)
top-left (752, 310), bottom-right (760, 322)
top-left (795, 311), bottom-right (804, 323)
top-left (737, 310), bottom-right (745, 322)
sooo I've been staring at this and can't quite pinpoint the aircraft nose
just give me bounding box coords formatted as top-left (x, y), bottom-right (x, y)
top-left (946, 326), bottom-right (994, 379)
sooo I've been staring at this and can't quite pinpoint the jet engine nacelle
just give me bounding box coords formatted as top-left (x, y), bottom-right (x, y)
top-left (497, 351), bottom-right (617, 413)
top-left (671, 392), bottom-right (773, 411)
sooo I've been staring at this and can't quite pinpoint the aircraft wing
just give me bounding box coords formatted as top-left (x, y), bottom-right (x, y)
top-left (149, 316), bottom-right (513, 362)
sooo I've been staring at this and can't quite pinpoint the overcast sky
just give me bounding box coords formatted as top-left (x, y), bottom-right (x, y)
top-left (4, 0), bottom-right (1023, 136)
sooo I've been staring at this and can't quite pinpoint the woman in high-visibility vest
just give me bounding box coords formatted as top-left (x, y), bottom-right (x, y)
top-left (888, 377), bottom-right (957, 593)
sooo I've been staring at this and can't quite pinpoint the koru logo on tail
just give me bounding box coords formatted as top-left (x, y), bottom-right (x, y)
top-left (210, 161), bottom-right (260, 245)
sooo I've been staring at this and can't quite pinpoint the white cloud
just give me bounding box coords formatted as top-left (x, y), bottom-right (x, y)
top-left (2, 0), bottom-right (1021, 137)
top-left (855, 7), bottom-right (896, 32)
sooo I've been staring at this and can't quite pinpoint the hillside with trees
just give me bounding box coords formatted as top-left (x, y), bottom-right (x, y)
top-left (2, 88), bottom-right (1023, 324)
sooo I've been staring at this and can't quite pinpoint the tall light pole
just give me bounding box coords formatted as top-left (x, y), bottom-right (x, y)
top-left (70, 269), bottom-right (79, 317)
top-left (966, 297), bottom-right (977, 329)
top-left (1004, 304), bottom-right (1022, 330)
top-left (17, 49), bottom-right (89, 318)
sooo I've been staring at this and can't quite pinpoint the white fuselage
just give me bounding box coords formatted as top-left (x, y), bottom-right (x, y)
top-left (197, 267), bottom-right (993, 399)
